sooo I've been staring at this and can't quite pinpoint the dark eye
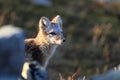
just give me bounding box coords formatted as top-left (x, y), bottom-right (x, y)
top-left (49, 32), bottom-right (56, 35)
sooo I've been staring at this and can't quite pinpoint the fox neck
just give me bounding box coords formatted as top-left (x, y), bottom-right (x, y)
top-left (34, 29), bottom-right (58, 68)
top-left (35, 29), bottom-right (49, 47)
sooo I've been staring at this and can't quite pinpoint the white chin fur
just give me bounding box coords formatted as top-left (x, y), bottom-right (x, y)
top-left (56, 40), bottom-right (63, 45)
top-left (49, 40), bottom-right (63, 45)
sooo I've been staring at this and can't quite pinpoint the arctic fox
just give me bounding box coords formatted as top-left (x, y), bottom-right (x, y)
top-left (21, 15), bottom-right (65, 80)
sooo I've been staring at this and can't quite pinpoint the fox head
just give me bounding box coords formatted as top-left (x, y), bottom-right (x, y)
top-left (38, 15), bottom-right (65, 45)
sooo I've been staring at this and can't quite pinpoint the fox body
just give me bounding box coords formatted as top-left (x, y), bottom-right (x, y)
top-left (20, 15), bottom-right (65, 80)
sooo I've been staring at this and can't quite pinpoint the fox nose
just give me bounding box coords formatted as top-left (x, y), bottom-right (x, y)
top-left (63, 39), bottom-right (66, 42)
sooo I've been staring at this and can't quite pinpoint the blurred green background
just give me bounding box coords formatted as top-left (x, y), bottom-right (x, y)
top-left (0, 0), bottom-right (120, 79)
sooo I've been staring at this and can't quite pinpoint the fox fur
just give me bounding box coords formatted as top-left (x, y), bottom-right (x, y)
top-left (21, 15), bottom-right (65, 80)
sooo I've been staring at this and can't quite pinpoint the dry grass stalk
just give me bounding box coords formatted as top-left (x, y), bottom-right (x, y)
top-left (59, 70), bottom-right (85, 80)
top-left (92, 24), bottom-right (112, 46)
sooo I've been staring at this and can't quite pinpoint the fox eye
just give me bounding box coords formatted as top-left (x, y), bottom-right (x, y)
top-left (49, 32), bottom-right (56, 35)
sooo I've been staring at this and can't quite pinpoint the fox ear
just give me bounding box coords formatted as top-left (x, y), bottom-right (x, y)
top-left (52, 15), bottom-right (62, 26)
top-left (39, 17), bottom-right (50, 30)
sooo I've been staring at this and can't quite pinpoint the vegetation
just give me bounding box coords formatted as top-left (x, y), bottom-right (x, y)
top-left (0, 0), bottom-right (120, 79)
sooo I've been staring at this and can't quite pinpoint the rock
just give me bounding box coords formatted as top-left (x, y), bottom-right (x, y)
top-left (0, 25), bottom-right (25, 79)
top-left (91, 69), bottom-right (120, 80)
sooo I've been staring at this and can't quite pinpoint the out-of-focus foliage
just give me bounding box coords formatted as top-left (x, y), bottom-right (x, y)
top-left (0, 0), bottom-right (120, 79)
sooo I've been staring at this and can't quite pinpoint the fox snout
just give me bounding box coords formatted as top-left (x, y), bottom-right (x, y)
top-left (55, 35), bottom-right (66, 45)
top-left (56, 35), bottom-right (65, 42)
